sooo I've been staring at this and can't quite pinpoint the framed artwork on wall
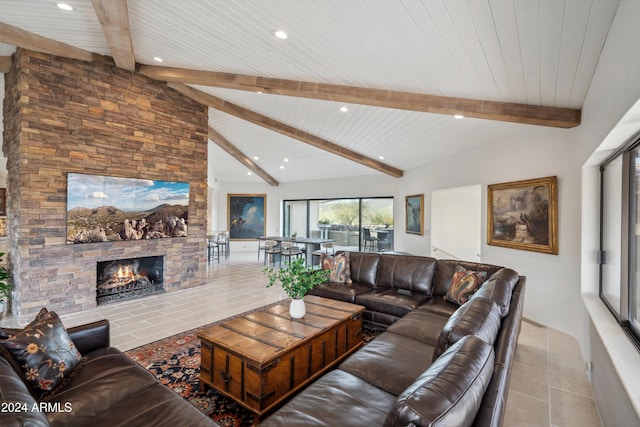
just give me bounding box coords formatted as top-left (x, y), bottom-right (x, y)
top-left (487, 176), bottom-right (558, 255)
top-left (228, 194), bottom-right (266, 240)
top-left (405, 194), bottom-right (424, 235)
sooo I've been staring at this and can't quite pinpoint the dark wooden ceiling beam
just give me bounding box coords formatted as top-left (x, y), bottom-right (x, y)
top-left (0, 22), bottom-right (95, 62)
top-left (141, 65), bottom-right (581, 128)
top-left (91, 0), bottom-right (136, 71)
top-left (169, 83), bottom-right (403, 178)
top-left (208, 126), bottom-right (279, 186)
top-left (0, 56), bottom-right (11, 73)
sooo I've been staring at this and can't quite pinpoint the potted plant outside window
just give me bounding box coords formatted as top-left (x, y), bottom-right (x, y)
top-left (263, 257), bottom-right (327, 318)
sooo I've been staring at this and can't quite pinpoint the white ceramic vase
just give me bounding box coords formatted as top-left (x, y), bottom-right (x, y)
top-left (289, 298), bottom-right (306, 318)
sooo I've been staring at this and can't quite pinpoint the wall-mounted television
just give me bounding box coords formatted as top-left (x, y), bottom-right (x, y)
top-left (66, 173), bottom-right (190, 244)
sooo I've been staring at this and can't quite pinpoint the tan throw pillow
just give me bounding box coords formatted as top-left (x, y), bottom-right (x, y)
top-left (444, 265), bottom-right (487, 306)
top-left (0, 308), bottom-right (82, 398)
top-left (321, 252), bottom-right (352, 284)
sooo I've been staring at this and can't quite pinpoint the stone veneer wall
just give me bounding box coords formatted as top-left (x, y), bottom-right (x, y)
top-left (2, 49), bottom-right (209, 322)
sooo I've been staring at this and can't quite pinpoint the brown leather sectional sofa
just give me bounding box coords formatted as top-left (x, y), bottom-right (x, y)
top-left (0, 319), bottom-right (218, 427)
top-left (261, 252), bottom-right (526, 426)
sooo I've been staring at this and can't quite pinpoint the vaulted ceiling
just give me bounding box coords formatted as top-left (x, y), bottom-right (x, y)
top-left (0, 0), bottom-right (620, 184)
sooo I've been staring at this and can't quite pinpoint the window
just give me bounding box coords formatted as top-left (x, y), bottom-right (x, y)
top-left (282, 197), bottom-right (394, 252)
top-left (600, 138), bottom-right (640, 346)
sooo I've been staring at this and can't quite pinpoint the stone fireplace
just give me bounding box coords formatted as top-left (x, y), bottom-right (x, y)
top-left (2, 49), bottom-right (209, 322)
top-left (96, 256), bottom-right (164, 305)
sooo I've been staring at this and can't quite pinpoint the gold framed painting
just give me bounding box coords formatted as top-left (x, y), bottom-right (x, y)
top-left (228, 194), bottom-right (266, 240)
top-left (487, 176), bottom-right (558, 255)
top-left (405, 194), bottom-right (424, 235)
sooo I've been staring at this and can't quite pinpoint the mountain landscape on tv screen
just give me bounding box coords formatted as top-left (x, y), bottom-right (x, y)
top-left (67, 203), bottom-right (188, 244)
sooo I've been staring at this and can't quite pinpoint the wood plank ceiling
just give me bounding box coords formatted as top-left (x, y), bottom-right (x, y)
top-left (0, 0), bottom-right (621, 184)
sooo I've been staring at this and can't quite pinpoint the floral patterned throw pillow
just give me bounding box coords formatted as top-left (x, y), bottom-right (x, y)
top-left (444, 265), bottom-right (488, 306)
top-left (321, 252), bottom-right (352, 284)
top-left (0, 308), bottom-right (82, 397)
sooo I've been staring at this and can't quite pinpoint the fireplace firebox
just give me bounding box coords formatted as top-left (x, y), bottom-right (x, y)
top-left (96, 256), bottom-right (164, 304)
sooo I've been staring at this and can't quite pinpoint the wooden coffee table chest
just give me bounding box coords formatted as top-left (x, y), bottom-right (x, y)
top-left (197, 295), bottom-right (365, 419)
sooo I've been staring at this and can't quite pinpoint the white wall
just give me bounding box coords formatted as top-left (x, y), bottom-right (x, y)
top-left (576, 0), bottom-right (640, 421)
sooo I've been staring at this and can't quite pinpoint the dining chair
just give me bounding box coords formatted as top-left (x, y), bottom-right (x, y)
top-left (280, 241), bottom-right (303, 264)
top-left (362, 228), bottom-right (378, 252)
top-left (263, 240), bottom-right (281, 266)
top-left (207, 235), bottom-right (219, 263)
top-left (216, 232), bottom-right (230, 259)
top-left (312, 242), bottom-right (335, 266)
top-left (376, 230), bottom-right (390, 252)
top-left (257, 238), bottom-right (267, 261)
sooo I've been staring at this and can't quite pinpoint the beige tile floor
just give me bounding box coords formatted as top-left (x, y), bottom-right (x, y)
top-left (1, 251), bottom-right (602, 426)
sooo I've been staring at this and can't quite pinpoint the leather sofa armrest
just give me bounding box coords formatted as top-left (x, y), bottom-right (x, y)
top-left (67, 319), bottom-right (110, 355)
top-left (384, 335), bottom-right (495, 427)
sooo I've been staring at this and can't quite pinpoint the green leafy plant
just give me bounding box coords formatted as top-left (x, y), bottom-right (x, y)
top-left (318, 218), bottom-right (331, 225)
top-left (0, 252), bottom-right (11, 303)
top-left (263, 257), bottom-right (327, 300)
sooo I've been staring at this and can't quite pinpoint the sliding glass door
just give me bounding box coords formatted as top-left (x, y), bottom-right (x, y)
top-left (284, 197), bottom-right (394, 252)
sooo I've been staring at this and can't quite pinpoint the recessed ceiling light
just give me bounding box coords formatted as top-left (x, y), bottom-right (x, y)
top-left (379, 156), bottom-right (385, 160)
top-left (257, 91), bottom-right (263, 94)
top-left (340, 106), bottom-right (349, 113)
top-left (247, 172), bottom-right (252, 176)
top-left (283, 158), bottom-right (289, 162)
top-left (253, 156), bottom-right (259, 160)
top-left (153, 56), bottom-right (164, 63)
top-left (454, 114), bottom-right (464, 119)
top-left (280, 165), bottom-right (285, 169)
top-left (273, 29), bottom-right (288, 40)
top-left (56, 3), bottom-right (74, 11)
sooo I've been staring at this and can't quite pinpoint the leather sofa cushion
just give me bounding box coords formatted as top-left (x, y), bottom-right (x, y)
top-left (43, 347), bottom-right (158, 423)
top-left (386, 309), bottom-right (449, 346)
top-left (375, 255), bottom-right (436, 294)
top-left (416, 296), bottom-right (459, 318)
top-left (355, 288), bottom-right (430, 318)
top-left (0, 356), bottom-right (50, 427)
top-left (470, 268), bottom-right (520, 317)
top-left (348, 252), bottom-right (381, 286)
top-left (384, 335), bottom-right (495, 427)
top-left (55, 379), bottom-right (216, 427)
top-left (340, 332), bottom-right (434, 396)
top-left (259, 369), bottom-right (396, 427)
top-left (432, 297), bottom-right (501, 361)
top-left (308, 282), bottom-right (372, 304)
top-left (432, 260), bottom-right (502, 297)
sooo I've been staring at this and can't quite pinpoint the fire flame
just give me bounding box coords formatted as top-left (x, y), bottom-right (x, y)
top-left (114, 264), bottom-right (141, 284)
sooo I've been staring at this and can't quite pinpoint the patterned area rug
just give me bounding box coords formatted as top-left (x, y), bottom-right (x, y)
top-left (125, 302), bottom-right (379, 427)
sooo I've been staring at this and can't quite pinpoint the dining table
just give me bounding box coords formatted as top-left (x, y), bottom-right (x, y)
top-left (258, 236), bottom-right (335, 266)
